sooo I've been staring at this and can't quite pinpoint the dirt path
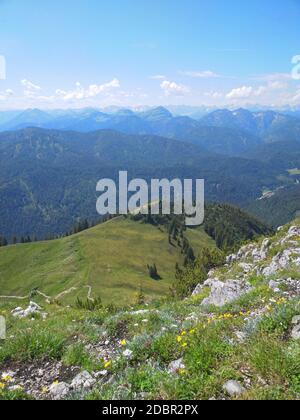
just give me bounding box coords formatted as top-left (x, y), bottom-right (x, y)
top-left (54, 287), bottom-right (78, 301)
top-left (85, 285), bottom-right (94, 301)
top-left (0, 295), bottom-right (29, 300)
top-left (0, 284), bottom-right (93, 304)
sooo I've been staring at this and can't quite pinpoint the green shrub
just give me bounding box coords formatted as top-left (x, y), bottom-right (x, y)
top-left (75, 297), bottom-right (103, 311)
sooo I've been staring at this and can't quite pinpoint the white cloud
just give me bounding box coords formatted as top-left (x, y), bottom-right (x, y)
top-left (160, 80), bottom-right (190, 96)
top-left (226, 86), bottom-right (254, 99)
top-left (150, 75), bottom-right (166, 80)
top-left (226, 84), bottom-right (274, 100)
top-left (21, 79), bottom-right (42, 98)
top-left (180, 70), bottom-right (220, 78)
top-left (0, 88), bottom-right (14, 101)
top-left (292, 55), bottom-right (300, 65)
top-left (21, 79), bottom-right (41, 91)
top-left (56, 79), bottom-right (120, 101)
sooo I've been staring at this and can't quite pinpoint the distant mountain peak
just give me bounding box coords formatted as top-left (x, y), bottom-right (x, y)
top-left (115, 109), bottom-right (136, 117)
top-left (141, 106), bottom-right (173, 120)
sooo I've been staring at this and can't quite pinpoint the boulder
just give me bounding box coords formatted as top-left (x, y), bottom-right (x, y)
top-left (49, 382), bottom-right (70, 400)
top-left (70, 371), bottom-right (96, 391)
top-left (201, 279), bottom-right (252, 308)
top-left (11, 301), bottom-right (46, 319)
top-left (168, 358), bottom-right (185, 374)
top-left (223, 380), bottom-right (245, 397)
top-left (291, 324), bottom-right (300, 340)
top-left (292, 315), bottom-right (300, 325)
top-left (262, 247), bottom-right (300, 278)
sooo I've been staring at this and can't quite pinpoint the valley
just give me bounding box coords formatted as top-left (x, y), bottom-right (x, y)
top-left (0, 109), bottom-right (299, 240)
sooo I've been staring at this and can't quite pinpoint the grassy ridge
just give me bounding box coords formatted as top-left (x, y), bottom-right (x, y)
top-left (0, 217), bottom-right (215, 305)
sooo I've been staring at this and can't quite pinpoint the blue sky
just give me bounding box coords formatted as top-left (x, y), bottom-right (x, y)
top-left (0, 0), bottom-right (300, 109)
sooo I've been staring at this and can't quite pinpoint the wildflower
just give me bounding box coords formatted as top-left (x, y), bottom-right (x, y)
top-left (179, 368), bottom-right (187, 375)
top-left (189, 329), bottom-right (195, 335)
top-left (177, 336), bottom-right (183, 343)
top-left (53, 380), bottom-right (59, 386)
top-left (181, 331), bottom-right (187, 336)
top-left (2, 375), bottom-right (12, 383)
top-left (41, 387), bottom-right (49, 394)
top-left (121, 339), bottom-right (127, 346)
top-left (0, 383), bottom-right (6, 390)
top-left (104, 360), bottom-right (112, 369)
top-left (182, 342), bottom-right (188, 348)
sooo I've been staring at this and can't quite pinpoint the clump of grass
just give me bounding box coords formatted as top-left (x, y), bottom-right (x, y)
top-left (62, 342), bottom-right (100, 372)
top-left (184, 323), bottom-right (233, 376)
top-left (101, 313), bottom-right (132, 338)
top-left (126, 366), bottom-right (169, 396)
top-left (75, 297), bottom-right (103, 311)
top-left (0, 328), bottom-right (66, 363)
top-left (149, 332), bottom-right (182, 364)
top-left (245, 334), bottom-right (300, 389)
top-left (0, 388), bottom-right (34, 401)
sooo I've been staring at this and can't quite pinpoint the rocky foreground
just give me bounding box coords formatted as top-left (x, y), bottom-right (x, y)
top-left (1, 222), bottom-right (300, 400)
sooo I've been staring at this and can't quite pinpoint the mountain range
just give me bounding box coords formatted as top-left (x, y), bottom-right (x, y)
top-left (1, 107), bottom-right (300, 156)
top-left (0, 125), bottom-right (299, 239)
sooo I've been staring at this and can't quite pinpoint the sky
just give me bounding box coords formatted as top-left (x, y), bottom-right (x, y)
top-left (0, 0), bottom-right (300, 110)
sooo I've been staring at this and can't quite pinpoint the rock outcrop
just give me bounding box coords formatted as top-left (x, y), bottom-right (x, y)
top-left (193, 226), bottom-right (300, 307)
top-left (196, 279), bottom-right (252, 308)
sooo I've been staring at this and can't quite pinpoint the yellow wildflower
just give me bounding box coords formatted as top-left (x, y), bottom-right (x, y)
top-left (0, 383), bottom-right (6, 390)
top-left (182, 342), bottom-right (188, 348)
top-left (2, 375), bottom-right (12, 383)
top-left (177, 336), bottom-right (183, 343)
top-left (42, 387), bottom-right (48, 394)
top-left (121, 339), bottom-right (127, 346)
top-left (53, 380), bottom-right (59, 386)
top-left (189, 329), bottom-right (195, 335)
top-left (181, 331), bottom-right (187, 336)
top-left (104, 360), bottom-right (112, 369)
top-left (179, 369), bottom-right (187, 375)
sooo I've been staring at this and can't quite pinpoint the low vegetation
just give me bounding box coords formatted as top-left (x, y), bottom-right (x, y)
top-left (1, 219), bottom-right (300, 400)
